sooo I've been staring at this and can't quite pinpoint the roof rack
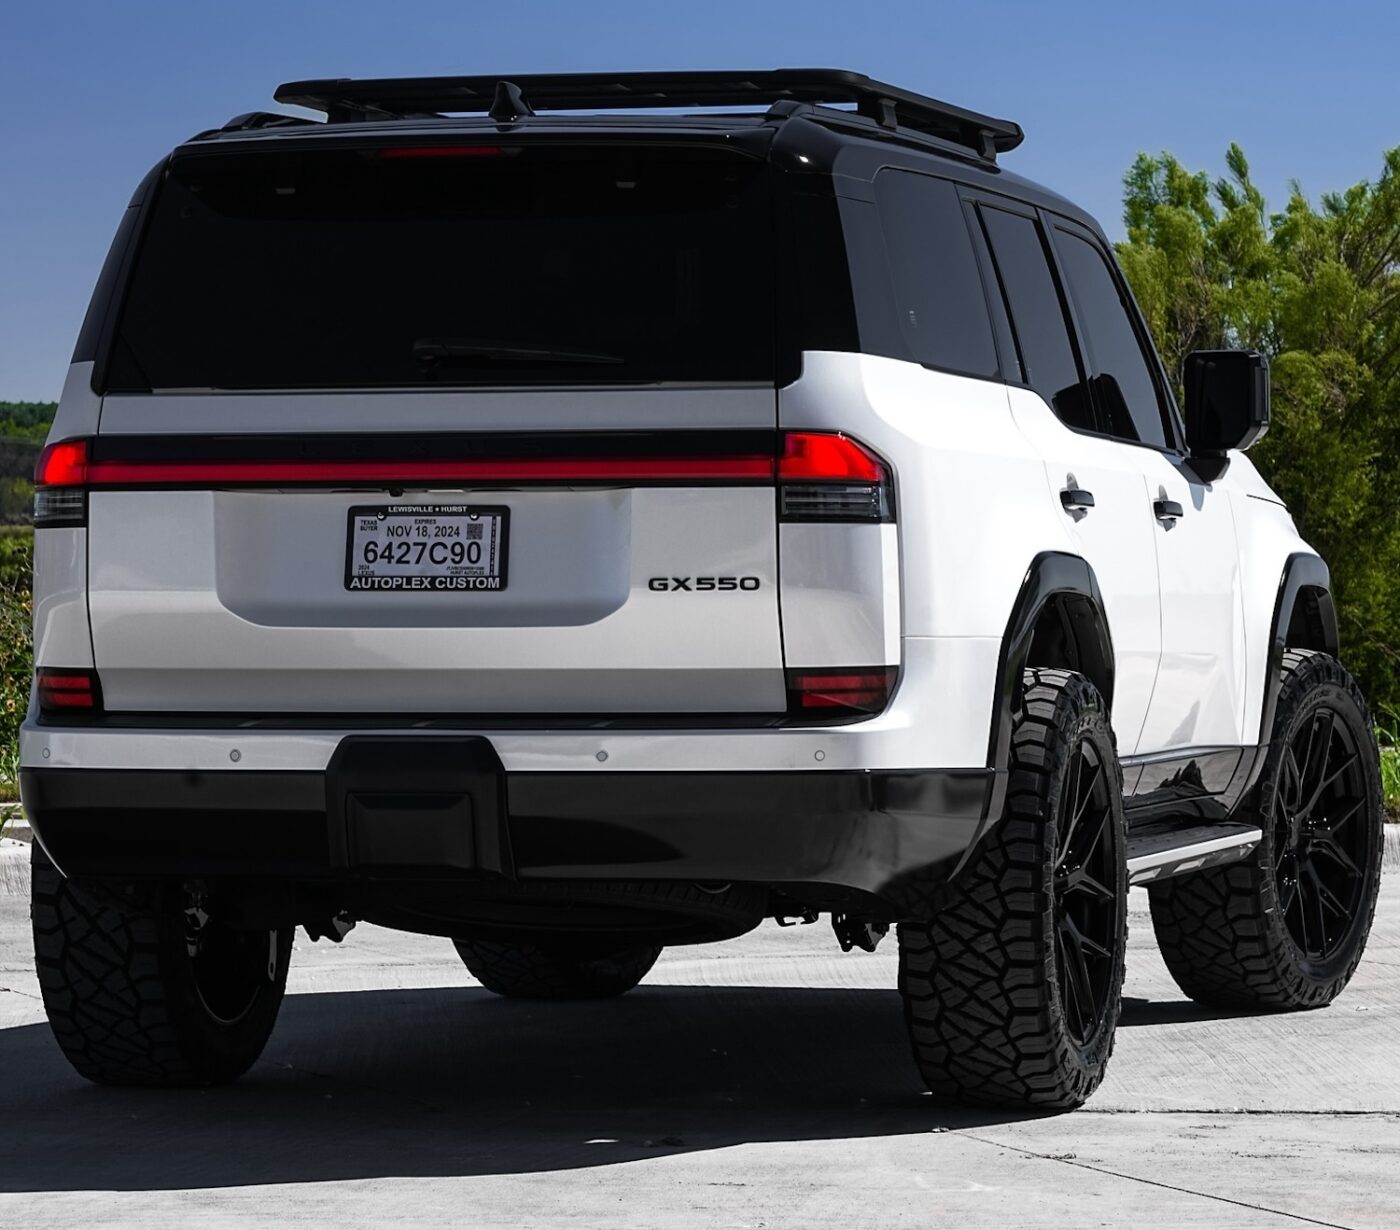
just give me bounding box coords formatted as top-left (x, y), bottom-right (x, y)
top-left (218, 111), bottom-right (318, 133)
top-left (272, 69), bottom-right (1023, 160)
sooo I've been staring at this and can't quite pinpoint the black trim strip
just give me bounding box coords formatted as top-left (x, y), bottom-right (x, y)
top-left (41, 706), bottom-right (889, 731)
top-left (89, 430), bottom-right (780, 464)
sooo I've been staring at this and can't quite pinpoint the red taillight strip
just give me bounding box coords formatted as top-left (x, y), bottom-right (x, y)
top-left (38, 449), bottom-right (775, 489)
top-left (35, 432), bottom-right (887, 491)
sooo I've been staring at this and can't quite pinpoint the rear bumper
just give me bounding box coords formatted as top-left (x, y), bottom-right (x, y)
top-left (20, 760), bottom-right (995, 905)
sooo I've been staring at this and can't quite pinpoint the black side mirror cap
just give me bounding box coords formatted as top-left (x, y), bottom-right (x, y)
top-left (1184, 350), bottom-right (1270, 461)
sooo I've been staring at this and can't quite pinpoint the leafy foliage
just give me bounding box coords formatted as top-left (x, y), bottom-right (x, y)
top-left (0, 402), bottom-right (59, 444)
top-left (0, 531), bottom-right (32, 802)
top-left (1118, 146), bottom-right (1400, 717)
top-left (0, 402), bottom-right (54, 527)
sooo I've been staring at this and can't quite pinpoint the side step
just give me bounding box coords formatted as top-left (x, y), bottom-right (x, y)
top-left (1125, 820), bottom-right (1262, 886)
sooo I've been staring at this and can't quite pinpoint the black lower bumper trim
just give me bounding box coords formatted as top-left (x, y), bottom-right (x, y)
top-left (20, 764), bottom-right (994, 902)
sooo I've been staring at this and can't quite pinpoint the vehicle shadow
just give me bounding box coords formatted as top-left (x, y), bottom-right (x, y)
top-left (0, 983), bottom-right (1059, 1193)
top-left (1117, 995), bottom-right (1251, 1027)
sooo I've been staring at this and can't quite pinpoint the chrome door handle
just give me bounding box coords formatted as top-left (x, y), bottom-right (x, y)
top-left (1154, 498), bottom-right (1184, 520)
top-left (1061, 488), bottom-right (1095, 512)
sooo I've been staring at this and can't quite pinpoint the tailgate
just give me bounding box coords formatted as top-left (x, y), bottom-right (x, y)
top-left (87, 395), bottom-right (784, 714)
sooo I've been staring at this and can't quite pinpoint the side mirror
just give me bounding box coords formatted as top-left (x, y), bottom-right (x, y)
top-left (1183, 350), bottom-right (1269, 479)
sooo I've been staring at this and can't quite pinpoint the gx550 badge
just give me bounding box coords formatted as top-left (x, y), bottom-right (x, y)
top-left (648, 576), bottom-right (762, 592)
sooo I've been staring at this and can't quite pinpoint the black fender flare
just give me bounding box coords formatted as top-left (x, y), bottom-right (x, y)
top-left (983, 552), bottom-right (1115, 820)
top-left (1258, 553), bottom-right (1338, 746)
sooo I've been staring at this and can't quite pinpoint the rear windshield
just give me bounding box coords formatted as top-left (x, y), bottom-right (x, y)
top-left (104, 142), bottom-right (776, 391)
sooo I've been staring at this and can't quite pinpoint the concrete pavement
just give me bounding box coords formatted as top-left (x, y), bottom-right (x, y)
top-left (0, 837), bottom-right (1396, 1228)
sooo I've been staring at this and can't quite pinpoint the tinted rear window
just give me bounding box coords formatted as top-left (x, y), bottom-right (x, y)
top-left (105, 143), bottom-right (776, 391)
top-left (873, 170), bottom-right (997, 378)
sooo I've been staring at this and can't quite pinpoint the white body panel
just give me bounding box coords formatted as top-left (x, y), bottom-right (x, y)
top-left (22, 634), bottom-right (999, 772)
top-left (87, 485), bottom-right (784, 713)
top-left (1228, 462), bottom-right (1314, 745)
top-left (1006, 387), bottom-right (1162, 755)
top-left (781, 353), bottom-right (1069, 640)
top-left (778, 522), bottom-right (900, 668)
top-left (31, 529), bottom-right (92, 669)
top-left (1135, 452), bottom-right (1249, 751)
top-left (51, 363), bottom-right (103, 439)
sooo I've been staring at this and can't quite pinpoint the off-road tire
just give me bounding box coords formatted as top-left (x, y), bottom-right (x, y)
top-left (31, 845), bottom-right (293, 1085)
top-left (1149, 650), bottom-right (1383, 1010)
top-left (898, 668), bottom-right (1128, 1109)
top-left (454, 937), bottom-right (662, 1000)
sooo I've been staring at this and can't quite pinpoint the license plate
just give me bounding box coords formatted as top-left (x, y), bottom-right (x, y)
top-left (344, 505), bottom-right (509, 592)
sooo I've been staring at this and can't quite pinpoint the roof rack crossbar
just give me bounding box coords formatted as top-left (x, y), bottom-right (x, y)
top-left (272, 68), bottom-right (1022, 158)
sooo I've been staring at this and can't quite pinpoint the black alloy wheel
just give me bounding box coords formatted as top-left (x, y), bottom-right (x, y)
top-left (898, 667), bottom-right (1127, 1109)
top-left (1148, 649), bottom-right (1383, 1011)
top-left (1273, 704), bottom-right (1370, 961)
top-left (184, 888), bottom-right (279, 1025)
top-left (32, 846), bottom-right (293, 1085)
top-left (1053, 738), bottom-right (1121, 1047)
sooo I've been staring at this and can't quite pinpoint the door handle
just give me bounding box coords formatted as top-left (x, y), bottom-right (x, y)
top-left (1154, 498), bottom-right (1184, 521)
top-left (1060, 488), bottom-right (1095, 512)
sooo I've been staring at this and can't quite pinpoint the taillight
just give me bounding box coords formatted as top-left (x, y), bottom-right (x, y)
top-left (778, 433), bottom-right (893, 522)
top-left (786, 667), bottom-right (897, 717)
top-left (31, 431), bottom-right (889, 526)
top-left (37, 667), bottom-right (102, 718)
top-left (34, 438), bottom-right (90, 528)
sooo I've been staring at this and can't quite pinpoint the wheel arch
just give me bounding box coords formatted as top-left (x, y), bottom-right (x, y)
top-left (1260, 553), bottom-right (1339, 744)
top-left (987, 551), bottom-right (1115, 777)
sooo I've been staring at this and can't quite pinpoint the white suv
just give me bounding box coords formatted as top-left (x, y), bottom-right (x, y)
top-left (23, 70), bottom-right (1384, 1109)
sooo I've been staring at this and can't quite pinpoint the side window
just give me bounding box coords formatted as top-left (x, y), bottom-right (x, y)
top-left (1052, 228), bottom-right (1170, 448)
top-left (978, 206), bottom-right (1095, 432)
top-left (873, 170), bottom-right (998, 378)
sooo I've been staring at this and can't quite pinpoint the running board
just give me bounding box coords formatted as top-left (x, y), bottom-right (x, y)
top-left (1125, 821), bottom-right (1262, 886)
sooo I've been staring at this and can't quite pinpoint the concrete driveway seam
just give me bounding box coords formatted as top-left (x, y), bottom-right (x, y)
top-left (954, 1130), bottom-right (1360, 1230)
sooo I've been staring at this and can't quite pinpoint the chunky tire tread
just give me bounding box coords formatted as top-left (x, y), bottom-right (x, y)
top-left (454, 938), bottom-right (662, 1001)
top-left (31, 846), bottom-right (291, 1086)
top-left (1149, 650), bottom-right (1383, 1010)
top-left (898, 668), bottom-right (1127, 1110)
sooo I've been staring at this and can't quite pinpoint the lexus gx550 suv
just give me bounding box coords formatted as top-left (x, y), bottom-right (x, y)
top-left (23, 70), bottom-right (1385, 1109)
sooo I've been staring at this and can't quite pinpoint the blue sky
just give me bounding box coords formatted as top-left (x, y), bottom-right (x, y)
top-left (3, 0), bottom-right (1397, 401)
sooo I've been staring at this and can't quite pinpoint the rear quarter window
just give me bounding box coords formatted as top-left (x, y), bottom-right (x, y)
top-left (871, 169), bottom-right (998, 379)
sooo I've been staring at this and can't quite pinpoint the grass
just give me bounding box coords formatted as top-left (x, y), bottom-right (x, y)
top-left (0, 529), bottom-right (29, 807)
top-left (1376, 708), bottom-right (1400, 821)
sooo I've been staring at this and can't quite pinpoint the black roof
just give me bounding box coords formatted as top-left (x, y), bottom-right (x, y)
top-left (182, 68), bottom-right (1099, 236)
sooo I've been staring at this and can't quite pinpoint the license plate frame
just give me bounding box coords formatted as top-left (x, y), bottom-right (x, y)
top-left (344, 504), bottom-right (510, 593)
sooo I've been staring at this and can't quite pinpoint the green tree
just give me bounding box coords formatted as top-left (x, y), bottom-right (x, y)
top-left (1117, 146), bottom-right (1400, 713)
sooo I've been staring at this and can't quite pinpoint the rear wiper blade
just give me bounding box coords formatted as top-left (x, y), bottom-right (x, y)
top-left (413, 337), bottom-right (624, 367)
